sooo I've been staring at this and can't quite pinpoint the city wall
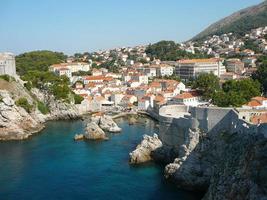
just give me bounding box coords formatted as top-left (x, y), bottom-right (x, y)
top-left (155, 105), bottom-right (267, 148)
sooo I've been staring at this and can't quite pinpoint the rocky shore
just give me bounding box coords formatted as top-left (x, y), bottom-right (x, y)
top-left (0, 80), bottom-right (84, 141)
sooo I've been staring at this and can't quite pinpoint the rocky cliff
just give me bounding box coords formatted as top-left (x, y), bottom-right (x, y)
top-left (0, 78), bottom-right (83, 140)
top-left (162, 127), bottom-right (267, 200)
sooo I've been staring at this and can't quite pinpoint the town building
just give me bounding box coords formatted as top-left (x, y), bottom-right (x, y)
top-left (225, 59), bottom-right (244, 74)
top-left (243, 97), bottom-right (267, 109)
top-left (175, 58), bottom-right (226, 80)
top-left (154, 64), bottom-right (174, 77)
top-left (171, 91), bottom-right (201, 106)
top-left (49, 62), bottom-right (91, 77)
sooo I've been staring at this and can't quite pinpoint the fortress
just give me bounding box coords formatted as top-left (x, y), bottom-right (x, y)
top-left (148, 104), bottom-right (267, 148)
top-left (0, 52), bottom-right (16, 77)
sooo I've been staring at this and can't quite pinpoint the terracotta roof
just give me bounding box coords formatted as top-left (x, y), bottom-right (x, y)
top-left (154, 95), bottom-right (165, 102)
top-left (149, 82), bottom-right (161, 88)
top-left (174, 92), bottom-right (199, 99)
top-left (58, 67), bottom-right (70, 71)
top-left (178, 58), bottom-right (220, 64)
top-left (251, 113), bottom-right (267, 124)
top-left (86, 82), bottom-right (96, 88)
top-left (85, 75), bottom-right (105, 81)
top-left (252, 96), bottom-right (267, 102)
top-left (94, 96), bottom-right (105, 101)
top-left (246, 100), bottom-right (262, 107)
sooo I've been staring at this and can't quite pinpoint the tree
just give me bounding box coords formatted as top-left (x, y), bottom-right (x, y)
top-left (212, 79), bottom-right (261, 107)
top-left (72, 70), bottom-right (92, 76)
top-left (22, 71), bottom-right (72, 101)
top-left (145, 40), bottom-right (210, 61)
top-left (192, 73), bottom-right (220, 100)
top-left (16, 51), bottom-right (67, 75)
top-left (252, 62), bottom-right (267, 94)
top-left (74, 94), bottom-right (84, 104)
top-left (212, 91), bottom-right (229, 107)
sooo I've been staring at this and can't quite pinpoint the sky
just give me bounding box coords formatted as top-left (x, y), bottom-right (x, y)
top-left (0, 0), bottom-right (263, 55)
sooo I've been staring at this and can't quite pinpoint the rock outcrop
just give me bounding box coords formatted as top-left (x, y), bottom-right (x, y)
top-left (31, 88), bottom-right (81, 120)
top-left (0, 79), bottom-right (84, 141)
top-left (92, 115), bottom-right (121, 133)
top-left (0, 90), bottom-right (44, 140)
top-left (84, 122), bottom-right (108, 140)
top-left (129, 134), bottom-right (162, 164)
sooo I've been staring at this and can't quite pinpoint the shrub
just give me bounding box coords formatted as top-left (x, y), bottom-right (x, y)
top-left (15, 98), bottom-right (32, 113)
top-left (74, 94), bottom-right (84, 104)
top-left (0, 74), bottom-right (14, 82)
top-left (51, 84), bottom-right (71, 100)
top-left (37, 101), bottom-right (50, 114)
top-left (24, 82), bottom-right (32, 91)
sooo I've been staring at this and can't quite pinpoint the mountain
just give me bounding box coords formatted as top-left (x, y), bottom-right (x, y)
top-left (192, 1), bottom-right (267, 41)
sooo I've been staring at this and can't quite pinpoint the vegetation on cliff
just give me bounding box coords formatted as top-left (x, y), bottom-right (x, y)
top-left (15, 97), bottom-right (33, 113)
top-left (74, 94), bottom-right (84, 104)
top-left (37, 101), bottom-right (50, 114)
top-left (21, 70), bottom-right (72, 101)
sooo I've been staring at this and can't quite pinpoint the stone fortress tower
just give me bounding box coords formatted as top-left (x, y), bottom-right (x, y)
top-left (0, 52), bottom-right (16, 77)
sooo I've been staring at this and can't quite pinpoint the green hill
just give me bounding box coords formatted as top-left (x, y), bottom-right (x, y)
top-left (192, 1), bottom-right (267, 41)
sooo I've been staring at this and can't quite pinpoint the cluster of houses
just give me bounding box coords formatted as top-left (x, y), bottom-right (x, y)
top-left (184, 26), bottom-right (267, 57)
top-left (47, 52), bottom-right (267, 115)
top-left (48, 57), bottom-right (215, 113)
top-left (180, 26), bottom-right (267, 81)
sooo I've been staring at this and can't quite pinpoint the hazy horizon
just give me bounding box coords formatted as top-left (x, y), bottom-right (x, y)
top-left (0, 0), bottom-right (262, 55)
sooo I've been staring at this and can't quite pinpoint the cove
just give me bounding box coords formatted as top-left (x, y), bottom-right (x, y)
top-left (0, 117), bottom-right (201, 200)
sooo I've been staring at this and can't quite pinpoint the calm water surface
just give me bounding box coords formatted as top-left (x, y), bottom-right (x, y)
top-left (0, 117), bottom-right (201, 200)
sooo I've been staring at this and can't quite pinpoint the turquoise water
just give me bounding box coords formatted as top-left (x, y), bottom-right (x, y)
top-left (0, 117), bottom-right (200, 200)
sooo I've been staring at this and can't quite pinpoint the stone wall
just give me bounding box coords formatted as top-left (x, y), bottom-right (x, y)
top-left (156, 105), bottom-right (266, 149)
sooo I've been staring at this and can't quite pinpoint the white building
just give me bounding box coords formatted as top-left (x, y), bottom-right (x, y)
top-left (171, 92), bottom-right (201, 106)
top-left (0, 52), bottom-right (16, 77)
top-left (175, 58), bottom-right (226, 80)
top-left (155, 65), bottom-right (174, 77)
top-left (49, 62), bottom-right (91, 76)
top-left (111, 93), bottom-right (125, 106)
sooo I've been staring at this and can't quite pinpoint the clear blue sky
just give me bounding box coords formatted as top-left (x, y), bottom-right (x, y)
top-left (0, 0), bottom-right (263, 55)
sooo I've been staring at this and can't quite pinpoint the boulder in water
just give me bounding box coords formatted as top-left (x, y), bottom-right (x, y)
top-left (74, 134), bottom-right (84, 141)
top-left (84, 122), bottom-right (108, 140)
top-left (129, 134), bottom-right (162, 164)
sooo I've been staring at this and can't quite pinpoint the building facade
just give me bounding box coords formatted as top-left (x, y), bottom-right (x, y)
top-left (175, 58), bottom-right (226, 80)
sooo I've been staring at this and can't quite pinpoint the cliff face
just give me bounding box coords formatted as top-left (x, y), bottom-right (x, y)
top-left (0, 79), bottom-right (82, 140)
top-left (163, 126), bottom-right (267, 200)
